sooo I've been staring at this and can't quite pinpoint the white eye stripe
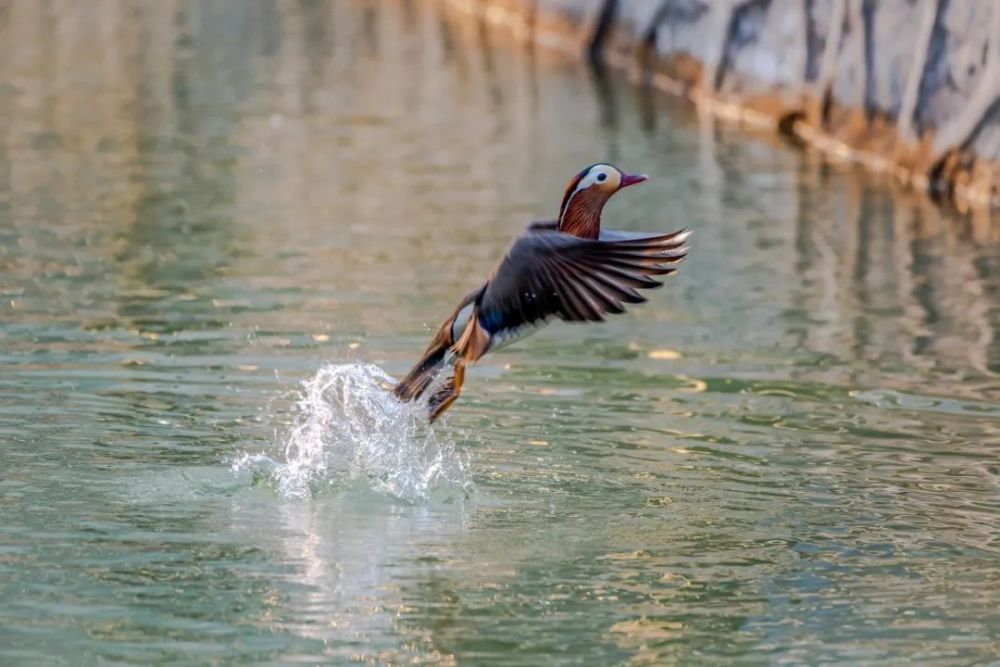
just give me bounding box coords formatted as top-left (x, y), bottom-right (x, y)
top-left (576, 168), bottom-right (608, 192)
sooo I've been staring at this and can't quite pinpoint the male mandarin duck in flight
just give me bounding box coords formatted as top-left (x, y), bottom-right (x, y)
top-left (394, 163), bottom-right (690, 421)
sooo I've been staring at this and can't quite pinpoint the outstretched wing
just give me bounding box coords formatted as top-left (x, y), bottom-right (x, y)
top-left (477, 229), bottom-right (689, 330)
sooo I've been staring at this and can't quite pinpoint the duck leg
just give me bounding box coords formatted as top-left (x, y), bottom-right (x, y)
top-left (428, 361), bottom-right (465, 423)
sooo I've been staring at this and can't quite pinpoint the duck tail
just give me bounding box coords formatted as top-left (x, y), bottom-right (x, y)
top-left (393, 343), bottom-right (449, 403)
top-left (394, 287), bottom-right (487, 415)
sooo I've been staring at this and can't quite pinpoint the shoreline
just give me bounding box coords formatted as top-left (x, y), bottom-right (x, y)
top-left (442, 0), bottom-right (999, 215)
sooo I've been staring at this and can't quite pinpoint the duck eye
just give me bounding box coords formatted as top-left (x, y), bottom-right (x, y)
top-left (597, 173), bottom-right (607, 182)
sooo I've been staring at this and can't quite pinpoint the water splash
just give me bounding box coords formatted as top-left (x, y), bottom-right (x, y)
top-left (233, 362), bottom-right (470, 502)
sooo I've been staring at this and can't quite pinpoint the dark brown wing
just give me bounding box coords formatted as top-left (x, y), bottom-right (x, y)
top-left (477, 229), bottom-right (689, 331)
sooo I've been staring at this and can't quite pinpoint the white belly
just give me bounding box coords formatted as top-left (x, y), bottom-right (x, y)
top-left (486, 321), bottom-right (543, 352)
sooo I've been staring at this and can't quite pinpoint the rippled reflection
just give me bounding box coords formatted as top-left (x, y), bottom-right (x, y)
top-left (1, 1), bottom-right (999, 664)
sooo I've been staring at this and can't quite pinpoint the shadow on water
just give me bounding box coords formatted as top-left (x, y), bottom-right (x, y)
top-left (1, 1), bottom-right (999, 665)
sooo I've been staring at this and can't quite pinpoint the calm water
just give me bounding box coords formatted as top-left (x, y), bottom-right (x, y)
top-left (2, 2), bottom-right (1000, 664)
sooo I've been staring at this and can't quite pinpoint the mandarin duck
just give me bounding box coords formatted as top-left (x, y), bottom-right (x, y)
top-left (394, 163), bottom-right (690, 422)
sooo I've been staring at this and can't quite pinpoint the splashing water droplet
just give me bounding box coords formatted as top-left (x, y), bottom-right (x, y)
top-left (233, 362), bottom-right (470, 502)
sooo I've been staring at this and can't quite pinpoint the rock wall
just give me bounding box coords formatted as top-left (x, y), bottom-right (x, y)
top-left (446, 0), bottom-right (1000, 212)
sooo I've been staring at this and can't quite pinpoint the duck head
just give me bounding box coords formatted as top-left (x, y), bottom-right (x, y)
top-left (557, 163), bottom-right (647, 239)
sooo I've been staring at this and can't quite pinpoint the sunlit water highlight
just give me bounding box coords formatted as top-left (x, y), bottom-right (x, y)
top-left (233, 362), bottom-right (470, 501)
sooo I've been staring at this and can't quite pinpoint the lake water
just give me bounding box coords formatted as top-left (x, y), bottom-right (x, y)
top-left (2, 1), bottom-right (999, 664)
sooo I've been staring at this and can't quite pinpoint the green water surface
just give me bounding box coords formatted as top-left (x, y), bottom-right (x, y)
top-left (1, 1), bottom-right (999, 664)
